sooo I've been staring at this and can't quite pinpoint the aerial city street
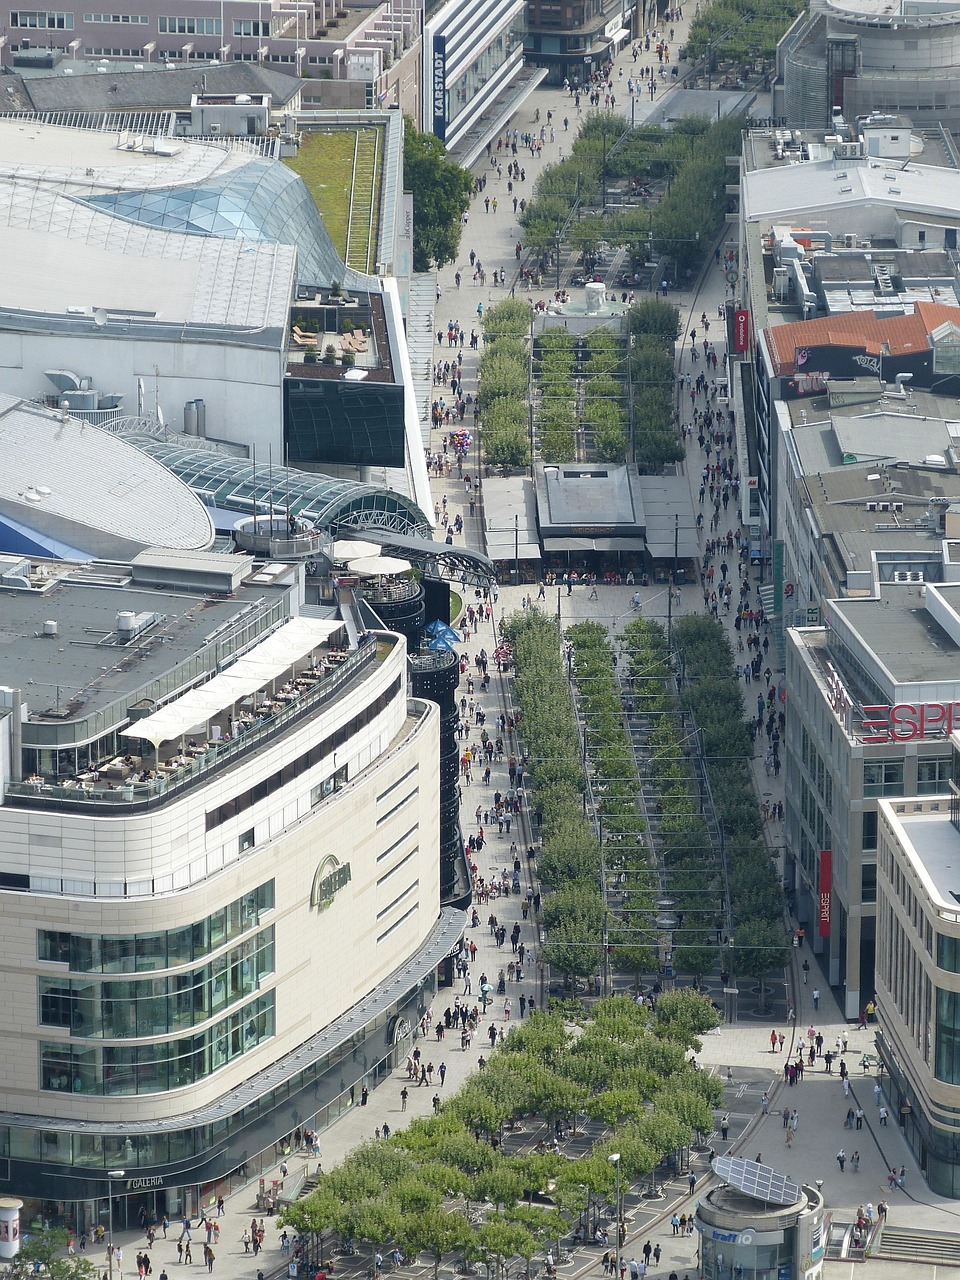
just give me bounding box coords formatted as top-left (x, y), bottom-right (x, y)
top-left (0, 0), bottom-right (958, 1275)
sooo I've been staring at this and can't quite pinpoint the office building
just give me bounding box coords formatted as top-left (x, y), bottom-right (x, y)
top-left (423, 0), bottom-right (543, 163)
top-left (785, 581), bottom-right (960, 1018)
top-left (776, 0), bottom-right (960, 131)
top-left (876, 759), bottom-right (960, 1195)
top-left (524, 0), bottom-right (635, 85)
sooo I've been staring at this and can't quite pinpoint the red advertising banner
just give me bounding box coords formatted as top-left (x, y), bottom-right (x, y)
top-left (734, 309), bottom-right (750, 352)
top-left (819, 849), bottom-right (832, 938)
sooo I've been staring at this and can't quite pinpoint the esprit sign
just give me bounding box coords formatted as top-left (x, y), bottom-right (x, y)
top-left (860, 701), bottom-right (960, 743)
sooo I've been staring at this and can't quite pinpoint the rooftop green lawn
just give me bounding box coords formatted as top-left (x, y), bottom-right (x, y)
top-left (284, 127), bottom-right (383, 267)
top-left (284, 129), bottom-right (358, 260)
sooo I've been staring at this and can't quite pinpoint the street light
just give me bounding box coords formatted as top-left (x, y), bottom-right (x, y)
top-left (608, 1153), bottom-right (622, 1279)
top-left (106, 1169), bottom-right (125, 1280)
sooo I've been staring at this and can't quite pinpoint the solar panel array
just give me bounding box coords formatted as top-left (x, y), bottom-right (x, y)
top-left (713, 1155), bottom-right (801, 1206)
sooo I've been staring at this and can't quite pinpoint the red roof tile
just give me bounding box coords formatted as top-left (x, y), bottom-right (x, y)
top-left (764, 302), bottom-right (960, 375)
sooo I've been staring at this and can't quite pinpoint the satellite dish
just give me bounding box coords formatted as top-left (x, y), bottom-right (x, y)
top-left (93, 309), bottom-right (108, 327)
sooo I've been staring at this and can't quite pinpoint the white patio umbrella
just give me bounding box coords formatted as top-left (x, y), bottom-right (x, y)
top-left (332, 539), bottom-right (382, 561)
top-left (349, 555), bottom-right (412, 576)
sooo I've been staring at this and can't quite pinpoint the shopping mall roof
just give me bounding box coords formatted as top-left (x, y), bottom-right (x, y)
top-left (0, 395), bottom-right (214, 558)
top-left (133, 440), bottom-right (430, 535)
top-left (0, 119), bottom-right (369, 297)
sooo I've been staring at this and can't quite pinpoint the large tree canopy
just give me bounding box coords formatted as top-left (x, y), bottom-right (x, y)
top-left (403, 118), bottom-right (472, 271)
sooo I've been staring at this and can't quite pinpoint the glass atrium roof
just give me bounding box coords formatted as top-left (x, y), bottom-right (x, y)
top-left (134, 441), bottom-right (429, 535)
top-left (80, 159), bottom-right (347, 286)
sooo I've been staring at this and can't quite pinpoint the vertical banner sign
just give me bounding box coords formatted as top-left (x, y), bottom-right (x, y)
top-left (773, 540), bottom-right (784, 616)
top-left (432, 34), bottom-right (447, 143)
top-left (819, 849), bottom-right (832, 937)
top-left (734, 309), bottom-right (750, 352)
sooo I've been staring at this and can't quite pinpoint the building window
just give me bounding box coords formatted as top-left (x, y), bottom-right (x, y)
top-left (863, 759), bottom-right (905, 797)
top-left (10, 9), bottom-right (72, 25)
top-left (238, 828), bottom-right (255, 853)
top-left (310, 764), bottom-right (348, 806)
top-left (861, 861), bottom-right (877, 903)
top-left (158, 15), bottom-right (220, 34)
top-left (938, 934), bottom-right (960, 974)
top-left (918, 757), bottom-right (951, 795)
top-left (84, 12), bottom-right (149, 21)
top-left (233, 17), bottom-right (268, 35)
top-left (861, 809), bottom-right (878, 852)
top-left (41, 990), bottom-right (275, 1095)
top-left (38, 881), bottom-right (274, 972)
top-left (39, 927), bottom-right (275, 1038)
top-left (937, 987), bottom-right (960, 1084)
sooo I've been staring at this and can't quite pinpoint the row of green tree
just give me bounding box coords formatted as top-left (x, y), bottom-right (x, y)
top-left (518, 114), bottom-right (744, 278)
top-left (629, 299), bottom-right (684, 472)
top-left (504, 613), bottom-right (657, 988)
top-left (671, 615), bottom-right (790, 1004)
top-left (504, 610), bottom-right (601, 981)
top-left (480, 299), bottom-right (531, 469)
top-left (534, 328), bottom-right (629, 464)
top-left (683, 0), bottom-right (806, 71)
top-left (281, 995), bottom-right (722, 1280)
top-left (619, 616), bottom-right (729, 988)
top-left (620, 614), bottom-right (789, 1002)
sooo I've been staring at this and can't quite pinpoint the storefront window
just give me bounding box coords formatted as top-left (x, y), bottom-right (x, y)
top-left (936, 987), bottom-right (960, 1084)
top-left (39, 929), bottom-right (274, 1038)
top-left (41, 992), bottom-right (275, 1096)
top-left (37, 882), bottom-right (274, 973)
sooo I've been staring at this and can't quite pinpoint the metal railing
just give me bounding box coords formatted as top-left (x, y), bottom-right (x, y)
top-left (7, 643), bottom-right (380, 813)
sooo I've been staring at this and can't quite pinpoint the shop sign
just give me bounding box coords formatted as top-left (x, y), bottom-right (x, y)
top-left (819, 850), bottom-right (832, 938)
top-left (311, 855), bottom-right (352, 911)
top-left (128, 1177), bottom-right (164, 1190)
top-left (734, 309), bottom-right (750, 352)
top-left (432, 35), bottom-right (447, 142)
top-left (860, 701), bottom-right (960, 742)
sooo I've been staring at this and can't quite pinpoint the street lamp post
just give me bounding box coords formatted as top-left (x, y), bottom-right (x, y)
top-left (106, 1169), bottom-right (126, 1280)
top-left (608, 1153), bottom-right (622, 1279)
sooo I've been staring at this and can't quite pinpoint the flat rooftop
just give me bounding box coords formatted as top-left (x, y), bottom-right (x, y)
top-left (896, 809), bottom-right (960, 911)
top-left (0, 558), bottom-right (293, 734)
top-left (828, 584), bottom-right (960, 685)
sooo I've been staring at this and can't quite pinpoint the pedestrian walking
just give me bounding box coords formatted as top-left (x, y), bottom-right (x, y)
top-left (837, 1149), bottom-right (846, 1173)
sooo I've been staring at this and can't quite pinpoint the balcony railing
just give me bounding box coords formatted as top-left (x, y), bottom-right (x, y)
top-left (6, 642), bottom-right (381, 814)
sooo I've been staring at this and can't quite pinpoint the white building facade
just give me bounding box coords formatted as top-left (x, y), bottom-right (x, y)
top-left (0, 550), bottom-right (454, 1232)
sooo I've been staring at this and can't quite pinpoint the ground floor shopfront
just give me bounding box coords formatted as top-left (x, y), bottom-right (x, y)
top-left (5, 911), bottom-right (464, 1236)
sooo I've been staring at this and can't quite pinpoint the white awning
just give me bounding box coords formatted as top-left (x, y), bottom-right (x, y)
top-left (121, 616), bottom-right (344, 747)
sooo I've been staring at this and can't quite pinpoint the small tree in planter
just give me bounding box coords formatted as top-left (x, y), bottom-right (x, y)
top-left (342, 351), bottom-right (356, 368)
top-left (304, 349), bottom-right (318, 365)
top-left (322, 344), bottom-right (337, 365)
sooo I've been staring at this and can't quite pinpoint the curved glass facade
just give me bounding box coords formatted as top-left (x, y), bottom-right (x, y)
top-left (78, 159), bottom-right (345, 285)
top-left (132, 441), bottom-right (429, 536)
top-left (40, 990), bottom-right (275, 1096)
top-left (39, 928), bottom-right (275, 1038)
top-left (36, 882), bottom-right (277, 1093)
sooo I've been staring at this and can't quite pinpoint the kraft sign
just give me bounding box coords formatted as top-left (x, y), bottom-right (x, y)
top-left (432, 35), bottom-right (447, 142)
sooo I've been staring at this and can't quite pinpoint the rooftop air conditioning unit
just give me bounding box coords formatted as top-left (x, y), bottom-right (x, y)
top-left (844, 232), bottom-right (857, 248)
